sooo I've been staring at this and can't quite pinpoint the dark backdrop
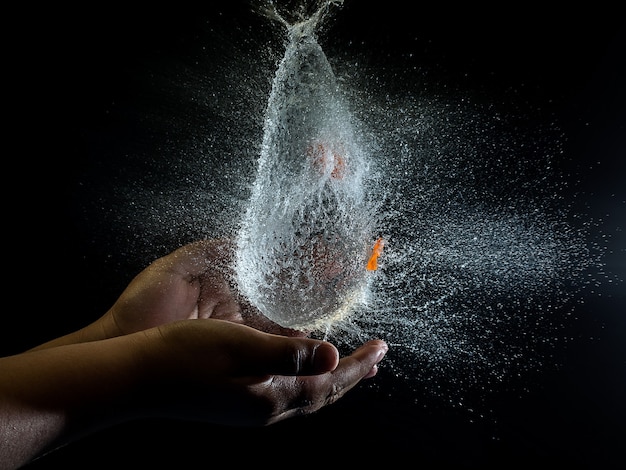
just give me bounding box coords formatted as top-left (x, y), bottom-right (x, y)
top-left (6, 1), bottom-right (625, 468)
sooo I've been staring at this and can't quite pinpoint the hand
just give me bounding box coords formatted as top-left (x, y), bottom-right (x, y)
top-left (33, 238), bottom-right (305, 350)
top-left (1, 239), bottom-right (388, 469)
top-left (99, 238), bottom-right (388, 425)
top-left (134, 317), bottom-right (387, 425)
top-left (102, 238), bottom-right (295, 337)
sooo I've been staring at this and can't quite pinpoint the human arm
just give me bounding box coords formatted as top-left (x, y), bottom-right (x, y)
top-left (1, 319), bottom-right (386, 469)
top-left (0, 239), bottom-right (388, 469)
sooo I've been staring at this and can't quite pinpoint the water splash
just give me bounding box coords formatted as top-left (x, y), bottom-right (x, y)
top-left (83, 1), bottom-right (604, 408)
top-left (234, 0), bottom-right (381, 331)
top-left (231, 1), bottom-right (597, 402)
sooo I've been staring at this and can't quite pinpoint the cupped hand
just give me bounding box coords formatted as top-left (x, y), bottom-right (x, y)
top-left (102, 239), bottom-right (301, 339)
top-left (135, 318), bottom-right (388, 425)
top-left (102, 238), bottom-right (389, 424)
top-left (5, 238), bottom-right (389, 470)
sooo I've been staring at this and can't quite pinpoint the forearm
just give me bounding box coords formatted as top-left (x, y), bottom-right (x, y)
top-left (0, 333), bottom-right (147, 469)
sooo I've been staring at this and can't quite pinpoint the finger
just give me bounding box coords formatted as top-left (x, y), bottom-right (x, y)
top-left (269, 339), bottom-right (389, 422)
top-left (334, 339), bottom-right (388, 383)
top-left (233, 329), bottom-right (341, 377)
top-left (239, 300), bottom-right (308, 336)
top-left (302, 340), bottom-right (388, 408)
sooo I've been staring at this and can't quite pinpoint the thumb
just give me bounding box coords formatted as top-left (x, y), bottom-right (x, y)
top-left (242, 334), bottom-right (340, 377)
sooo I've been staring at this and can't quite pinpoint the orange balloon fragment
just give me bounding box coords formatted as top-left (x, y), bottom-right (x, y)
top-left (366, 237), bottom-right (385, 271)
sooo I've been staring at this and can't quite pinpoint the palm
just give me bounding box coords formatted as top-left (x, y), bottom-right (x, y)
top-left (108, 239), bottom-right (300, 337)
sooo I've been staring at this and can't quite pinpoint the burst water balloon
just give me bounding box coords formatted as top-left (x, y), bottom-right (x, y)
top-left (234, 1), bottom-right (382, 331)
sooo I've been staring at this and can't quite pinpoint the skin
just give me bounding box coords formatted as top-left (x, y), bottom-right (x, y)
top-left (0, 239), bottom-right (388, 469)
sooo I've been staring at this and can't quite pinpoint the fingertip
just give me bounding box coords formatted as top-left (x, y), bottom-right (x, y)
top-left (363, 364), bottom-right (379, 379)
top-left (371, 338), bottom-right (389, 352)
top-left (360, 339), bottom-right (389, 358)
top-left (358, 339), bottom-right (389, 378)
top-left (372, 340), bottom-right (389, 364)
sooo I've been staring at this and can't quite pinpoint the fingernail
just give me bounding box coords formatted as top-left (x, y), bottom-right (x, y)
top-left (312, 342), bottom-right (339, 372)
top-left (364, 364), bottom-right (379, 379)
top-left (365, 345), bottom-right (388, 379)
top-left (375, 343), bottom-right (389, 363)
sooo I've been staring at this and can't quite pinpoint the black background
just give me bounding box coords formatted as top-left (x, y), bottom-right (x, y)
top-left (6, 1), bottom-right (625, 468)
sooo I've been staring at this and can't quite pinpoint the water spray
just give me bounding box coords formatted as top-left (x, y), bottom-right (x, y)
top-left (235, 0), bottom-right (383, 332)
